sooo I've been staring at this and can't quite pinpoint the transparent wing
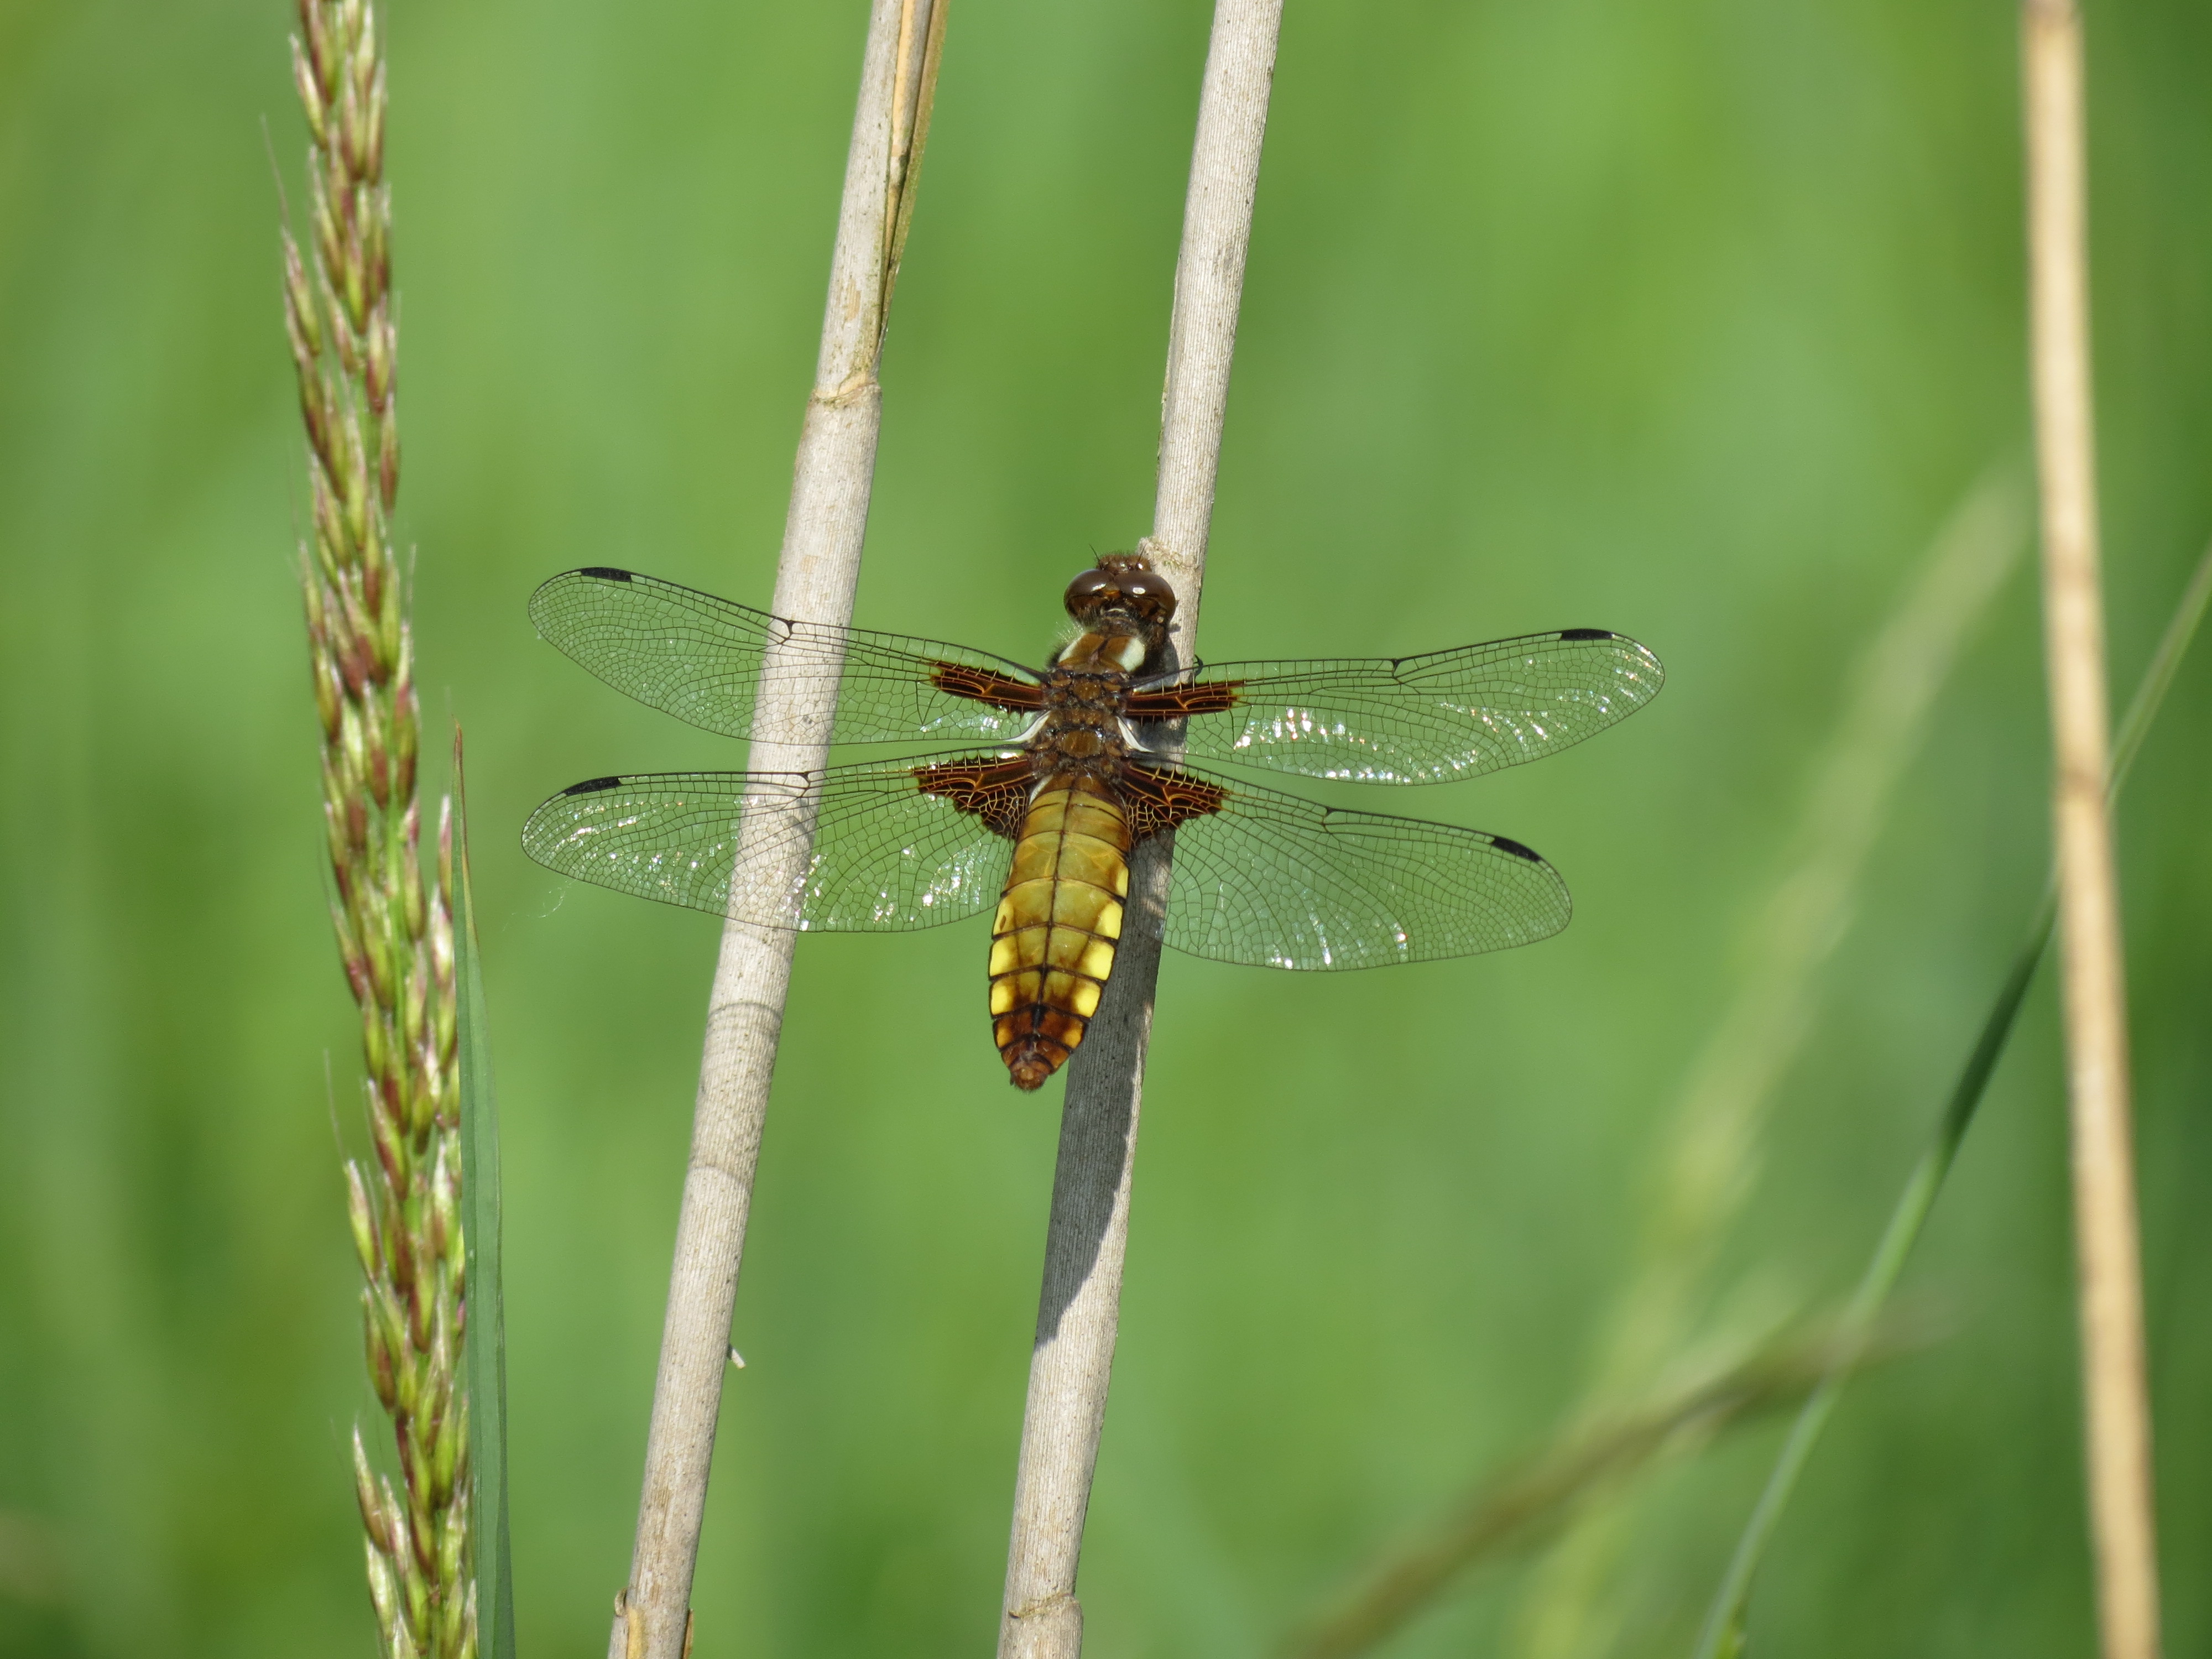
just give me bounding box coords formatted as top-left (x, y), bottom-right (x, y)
top-left (520, 755), bottom-right (1023, 931)
top-left (1139, 629), bottom-right (1663, 784)
top-left (530, 567), bottom-right (1047, 747)
top-left (1159, 765), bottom-right (1572, 969)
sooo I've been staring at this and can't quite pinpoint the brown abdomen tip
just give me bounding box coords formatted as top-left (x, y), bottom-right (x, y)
top-left (1002, 1034), bottom-right (1070, 1091)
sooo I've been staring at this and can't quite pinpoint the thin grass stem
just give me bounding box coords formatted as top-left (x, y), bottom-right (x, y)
top-left (607, 6), bottom-right (944, 1658)
top-left (451, 734), bottom-right (516, 1659)
top-left (993, 6), bottom-right (1282, 1656)
top-left (2022, 0), bottom-right (2164, 1652)
top-left (1689, 539), bottom-right (2211, 1659)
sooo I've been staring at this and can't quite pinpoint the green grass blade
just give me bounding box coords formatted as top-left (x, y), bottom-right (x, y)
top-left (1690, 539), bottom-right (2212, 1659)
top-left (1280, 1323), bottom-right (1913, 1659)
top-left (454, 732), bottom-right (518, 1659)
top-left (1687, 911), bottom-right (2050, 1659)
top-left (2110, 543), bottom-right (2212, 792)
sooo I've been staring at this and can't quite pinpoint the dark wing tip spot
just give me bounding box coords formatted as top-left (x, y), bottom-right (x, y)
top-left (1489, 834), bottom-right (1545, 863)
top-left (564, 775), bottom-right (624, 795)
top-left (576, 566), bottom-right (634, 582)
top-left (1556, 627), bottom-right (1616, 641)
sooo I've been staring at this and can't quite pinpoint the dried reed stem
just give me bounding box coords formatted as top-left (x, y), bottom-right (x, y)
top-left (2021, 3), bottom-right (2163, 1655)
top-left (281, 2), bottom-right (471, 1653)
top-left (607, 6), bottom-right (943, 1657)
top-left (994, 6), bottom-right (1281, 1656)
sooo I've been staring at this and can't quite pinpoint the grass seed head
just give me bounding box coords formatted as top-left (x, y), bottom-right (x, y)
top-left (288, 1), bottom-right (472, 1649)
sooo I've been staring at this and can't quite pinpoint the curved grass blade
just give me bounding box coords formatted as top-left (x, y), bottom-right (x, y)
top-left (1690, 539), bottom-right (2212, 1659)
top-left (454, 732), bottom-right (517, 1659)
top-left (1510, 474), bottom-right (2026, 1652)
top-left (1281, 1323), bottom-right (1911, 1659)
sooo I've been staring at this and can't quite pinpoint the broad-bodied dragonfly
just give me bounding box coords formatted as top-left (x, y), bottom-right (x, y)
top-left (522, 556), bottom-right (1662, 1088)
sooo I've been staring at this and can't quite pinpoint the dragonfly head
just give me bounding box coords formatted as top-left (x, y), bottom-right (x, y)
top-left (1065, 553), bottom-right (1176, 649)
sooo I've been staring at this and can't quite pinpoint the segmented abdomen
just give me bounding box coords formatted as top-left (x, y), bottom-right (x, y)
top-left (990, 775), bottom-right (1130, 1089)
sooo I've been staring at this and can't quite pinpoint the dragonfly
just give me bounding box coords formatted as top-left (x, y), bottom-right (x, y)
top-left (521, 555), bottom-right (1662, 1089)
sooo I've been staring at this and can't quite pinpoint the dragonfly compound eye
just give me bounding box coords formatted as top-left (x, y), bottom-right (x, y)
top-left (1063, 567), bottom-right (1119, 616)
top-left (1065, 556), bottom-right (1178, 628)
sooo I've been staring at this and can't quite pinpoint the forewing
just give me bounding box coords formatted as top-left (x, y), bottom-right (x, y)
top-left (529, 567), bottom-right (1046, 747)
top-left (1157, 765), bottom-right (1572, 968)
top-left (520, 756), bottom-right (1019, 931)
top-left (1142, 630), bottom-right (1663, 784)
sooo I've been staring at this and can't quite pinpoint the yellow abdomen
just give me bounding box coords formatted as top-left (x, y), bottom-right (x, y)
top-left (990, 775), bottom-right (1130, 1089)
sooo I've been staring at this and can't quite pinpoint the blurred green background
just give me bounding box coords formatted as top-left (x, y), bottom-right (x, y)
top-left (3, 0), bottom-right (2208, 1655)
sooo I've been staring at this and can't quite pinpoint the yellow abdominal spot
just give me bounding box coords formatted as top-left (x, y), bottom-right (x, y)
top-left (1068, 978), bottom-right (1102, 1018)
top-left (1051, 882), bottom-right (1116, 927)
top-left (990, 968), bottom-right (1045, 1015)
top-left (1079, 938), bottom-right (1115, 978)
top-left (1009, 836), bottom-right (1058, 883)
top-left (1055, 838), bottom-right (1123, 889)
top-left (999, 879), bottom-right (1058, 932)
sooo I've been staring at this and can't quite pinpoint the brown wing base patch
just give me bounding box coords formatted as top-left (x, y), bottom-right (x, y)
top-left (930, 661), bottom-right (1046, 711)
top-left (1125, 680), bottom-right (1245, 717)
top-left (1120, 764), bottom-right (1228, 840)
top-left (915, 758), bottom-right (1034, 838)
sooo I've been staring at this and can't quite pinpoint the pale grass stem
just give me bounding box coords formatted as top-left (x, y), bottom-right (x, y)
top-left (995, 6), bottom-right (1282, 1657)
top-left (2021, 1), bottom-right (2163, 1653)
top-left (1512, 474), bottom-right (2026, 1659)
top-left (281, 0), bottom-right (472, 1654)
top-left (607, 6), bottom-right (943, 1658)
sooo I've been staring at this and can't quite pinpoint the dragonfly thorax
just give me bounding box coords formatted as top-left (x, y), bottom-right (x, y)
top-left (1027, 660), bottom-right (1144, 781)
top-left (1051, 628), bottom-right (1152, 674)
